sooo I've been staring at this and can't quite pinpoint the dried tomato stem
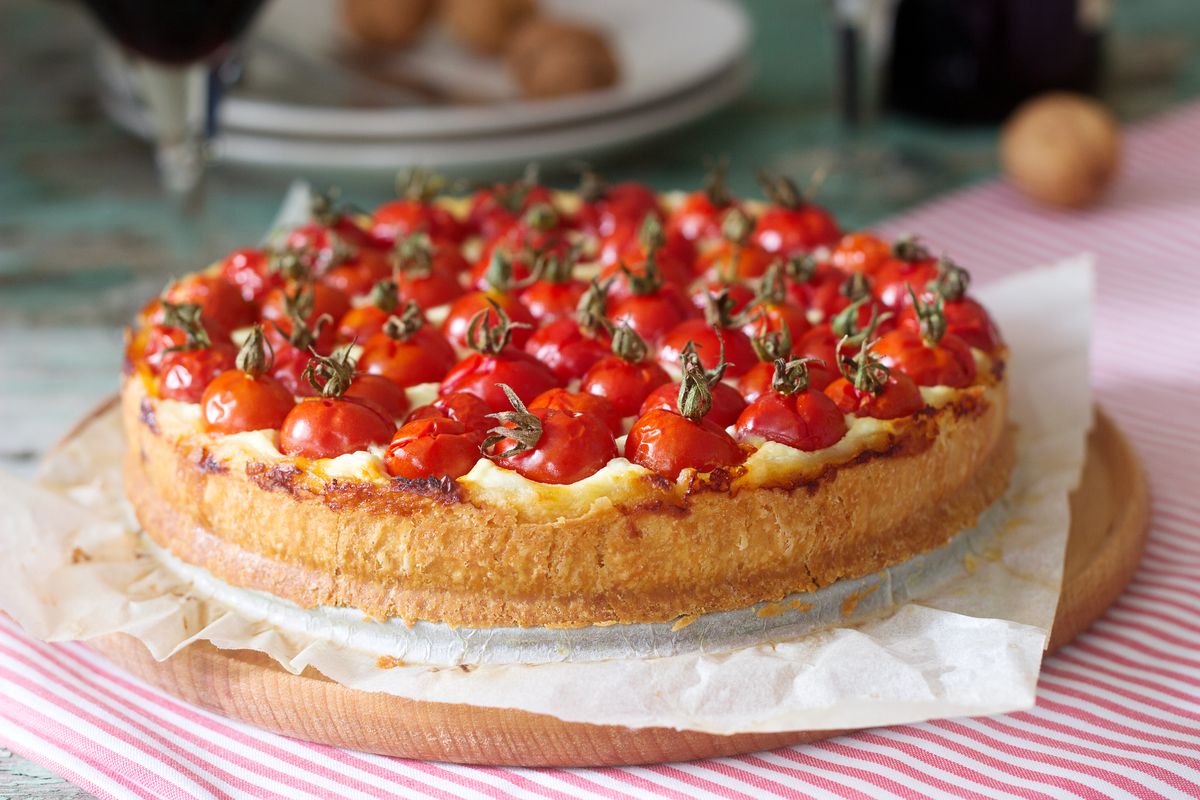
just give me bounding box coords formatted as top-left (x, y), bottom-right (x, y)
top-left (752, 320), bottom-right (793, 363)
top-left (160, 302), bottom-right (212, 350)
top-left (483, 384), bottom-right (543, 457)
top-left (771, 356), bottom-right (821, 395)
top-left (383, 301), bottom-right (425, 342)
top-left (303, 344), bottom-right (357, 398)
top-left (466, 298), bottom-right (529, 355)
top-left (236, 324), bottom-right (274, 376)
top-left (610, 323), bottom-right (648, 363)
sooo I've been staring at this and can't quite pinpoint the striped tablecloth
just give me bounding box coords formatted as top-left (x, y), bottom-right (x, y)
top-left (3, 105), bottom-right (1199, 800)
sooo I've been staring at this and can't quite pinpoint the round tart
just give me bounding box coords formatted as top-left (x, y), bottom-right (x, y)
top-left (121, 174), bottom-right (1012, 630)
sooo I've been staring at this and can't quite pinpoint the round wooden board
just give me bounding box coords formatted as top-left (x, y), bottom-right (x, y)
top-left (87, 410), bottom-right (1148, 767)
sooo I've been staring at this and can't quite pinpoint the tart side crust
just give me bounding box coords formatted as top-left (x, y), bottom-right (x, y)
top-left (121, 377), bottom-right (1014, 629)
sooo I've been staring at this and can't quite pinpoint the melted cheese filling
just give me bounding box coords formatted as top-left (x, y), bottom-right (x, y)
top-left (148, 376), bottom-right (994, 518)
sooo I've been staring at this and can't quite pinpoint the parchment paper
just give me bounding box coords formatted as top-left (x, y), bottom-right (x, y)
top-left (0, 256), bottom-right (1093, 734)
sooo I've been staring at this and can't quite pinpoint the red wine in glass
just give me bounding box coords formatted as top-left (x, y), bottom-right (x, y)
top-left (78, 0), bottom-right (267, 200)
top-left (79, 0), bottom-right (266, 64)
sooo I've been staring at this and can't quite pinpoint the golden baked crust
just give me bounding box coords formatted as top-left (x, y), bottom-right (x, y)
top-left (121, 372), bottom-right (1013, 628)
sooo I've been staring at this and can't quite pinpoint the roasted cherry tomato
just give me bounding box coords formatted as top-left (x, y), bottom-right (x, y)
top-left (824, 371), bottom-right (924, 420)
top-left (277, 350), bottom-right (396, 458)
top-left (580, 325), bottom-right (671, 418)
top-left (734, 358), bottom-right (847, 451)
top-left (336, 279), bottom-right (400, 343)
top-left (874, 292), bottom-right (977, 387)
top-left (696, 207), bottom-right (774, 281)
top-left (518, 250), bottom-right (586, 324)
top-left (202, 370), bottom-right (295, 434)
top-left (358, 303), bottom-right (457, 388)
top-left (322, 248), bottom-right (391, 298)
top-left (261, 282), bottom-right (350, 347)
top-left (750, 172), bottom-right (840, 255)
top-left (529, 387), bottom-right (623, 436)
top-left (829, 233), bottom-right (892, 275)
top-left (372, 171), bottom-right (467, 245)
top-left (441, 290), bottom-right (536, 350)
top-left (484, 386), bottom-right (616, 485)
top-left (159, 273), bottom-right (256, 336)
top-left (439, 301), bottom-right (560, 410)
top-left (467, 174), bottom-right (556, 240)
top-left (574, 176), bottom-right (661, 238)
top-left (666, 162), bottom-right (738, 243)
top-left (524, 317), bottom-right (611, 382)
top-left (871, 237), bottom-right (941, 308)
top-left (392, 234), bottom-right (467, 310)
top-left (385, 416), bottom-right (480, 480)
top-left (220, 248), bottom-right (282, 303)
top-left (638, 380), bottom-right (746, 429)
top-left (201, 326), bottom-right (295, 434)
top-left (406, 392), bottom-right (494, 442)
top-left (625, 409), bottom-right (743, 480)
top-left (159, 344), bottom-right (237, 403)
top-left (278, 397), bottom-right (395, 459)
top-left (659, 319), bottom-right (757, 378)
top-left (344, 372), bottom-right (412, 420)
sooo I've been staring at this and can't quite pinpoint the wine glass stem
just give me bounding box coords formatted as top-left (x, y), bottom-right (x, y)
top-left (134, 61), bottom-right (208, 207)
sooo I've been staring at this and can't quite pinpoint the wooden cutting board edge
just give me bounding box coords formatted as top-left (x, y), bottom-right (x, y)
top-left (83, 409), bottom-right (1148, 767)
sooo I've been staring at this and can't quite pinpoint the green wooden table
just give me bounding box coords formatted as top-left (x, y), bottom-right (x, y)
top-left (2, 1), bottom-right (1199, 796)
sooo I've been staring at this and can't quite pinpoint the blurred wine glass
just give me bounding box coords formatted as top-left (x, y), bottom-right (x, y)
top-left (77, 0), bottom-right (267, 206)
top-left (769, 0), bottom-right (931, 225)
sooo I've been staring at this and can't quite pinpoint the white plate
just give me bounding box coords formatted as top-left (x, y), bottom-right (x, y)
top-left (206, 60), bottom-right (750, 172)
top-left (212, 0), bottom-right (749, 139)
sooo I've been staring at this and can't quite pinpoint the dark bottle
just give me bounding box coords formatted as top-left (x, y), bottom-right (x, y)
top-left (885, 0), bottom-right (1106, 124)
top-left (78, 0), bottom-right (266, 65)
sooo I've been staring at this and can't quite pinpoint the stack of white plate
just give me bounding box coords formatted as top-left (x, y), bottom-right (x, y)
top-left (98, 0), bottom-right (751, 173)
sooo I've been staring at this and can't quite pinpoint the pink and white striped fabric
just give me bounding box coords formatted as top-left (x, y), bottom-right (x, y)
top-left (4, 105), bottom-right (1200, 800)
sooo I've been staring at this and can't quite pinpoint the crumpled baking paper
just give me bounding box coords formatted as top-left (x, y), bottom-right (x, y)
top-left (0, 256), bottom-right (1093, 734)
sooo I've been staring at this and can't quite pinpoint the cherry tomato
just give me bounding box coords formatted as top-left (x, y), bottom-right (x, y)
top-left (385, 416), bottom-right (480, 480)
top-left (487, 406), bottom-right (616, 485)
top-left (696, 241), bottom-right (775, 281)
top-left (406, 392), bottom-right (494, 442)
top-left (278, 397), bottom-right (395, 459)
top-left (160, 274), bottom-right (256, 336)
top-left (899, 296), bottom-right (1002, 353)
top-left (580, 356), bottom-right (671, 418)
top-left (519, 280), bottom-right (586, 324)
top-left (467, 179), bottom-right (556, 240)
top-left (751, 204), bottom-right (840, 256)
top-left (659, 320), bottom-right (757, 378)
top-left (829, 233), bottom-right (892, 275)
top-left (267, 339), bottom-right (320, 397)
top-left (735, 389), bottom-right (847, 451)
top-left (824, 372), bottom-right (925, 420)
top-left (159, 344), bottom-right (237, 403)
top-left (598, 235), bottom-right (696, 294)
top-left (439, 348), bottom-right (560, 411)
top-left (638, 380), bottom-right (747, 429)
top-left (792, 327), bottom-right (852, 392)
top-left (201, 371), bottom-right (295, 434)
top-left (667, 190), bottom-right (737, 243)
top-left (576, 180), bottom-right (661, 238)
top-left (740, 298), bottom-right (811, 341)
top-left (441, 291), bottom-right (536, 350)
top-left (261, 283), bottom-right (350, 343)
top-left (529, 388), bottom-right (623, 436)
top-left (751, 173), bottom-right (841, 255)
top-left (358, 328), bottom-right (457, 388)
top-left (398, 269), bottom-right (464, 311)
top-left (126, 323), bottom-right (187, 373)
top-left (322, 250), bottom-right (392, 299)
top-left (625, 408), bottom-right (744, 480)
top-left (524, 318), bottom-right (611, 382)
top-left (873, 329), bottom-right (977, 388)
top-left (609, 288), bottom-right (693, 347)
top-left (872, 244), bottom-right (940, 308)
top-left (221, 248), bottom-right (282, 303)
top-left (344, 373), bottom-right (412, 419)
top-left (372, 199), bottom-right (465, 246)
